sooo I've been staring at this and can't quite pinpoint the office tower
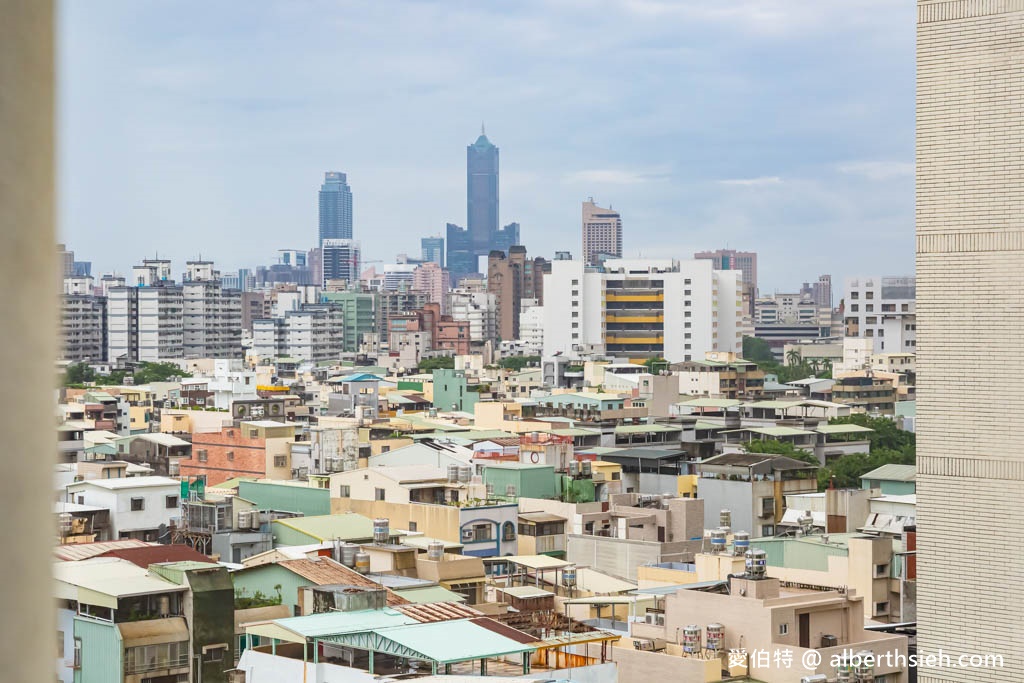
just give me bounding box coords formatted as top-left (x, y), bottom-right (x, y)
top-left (318, 171), bottom-right (353, 245)
top-left (695, 248), bottom-right (758, 314)
top-left (487, 246), bottom-right (547, 341)
top-left (57, 243), bottom-right (74, 278)
top-left (321, 289), bottom-right (377, 352)
top-left (543, 258), bottom-right (744, 362)
top-left (321, 239), bottom-right (361, 287)
top-left (467, 129), bottom-right (499, 254)
top-left (421, 236), bottom-right (445, 267)
top-left (581, 199), bottom-right (623, 266)
top-left (412, 262), bottom-right (451, 315)
top-left (279, 249), bottom-right (307, 268)
top-left (381, 263), bottom-right (417, 291)
top-left (842, 276), bottom-right (915, 355)
top-left (446, 223), bottom-right (475, 284)
top-left (61, 277), bottom-right (107, 362)
top-left (181, 261), bottom-right (243, 359)
top-left (917, 3), bottom-right (1024, 681)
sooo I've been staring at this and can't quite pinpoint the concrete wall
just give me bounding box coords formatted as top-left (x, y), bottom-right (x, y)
top-left (567, 534), bottom-right (662, 581)
top-left (697, 478), bottom-right (754, 534)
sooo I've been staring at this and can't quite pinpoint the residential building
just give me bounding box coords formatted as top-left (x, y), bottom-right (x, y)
top-left (182, 260), bottom-right (243, 359)
top-left (61, 280), bottom-right (107, 362)
top-left (421, 235), bottom-right (444, 267)
top-left (319, 171), bottom-right (353, 245)
top-left (252, 305), bottom-right (344, 362)
top-left (754, 291), bottom-right (831, 327)
top-left (240, 291), bottom-right (266, 335)
top-left (695, 248), bottom-right (758, 313)
top-left (321, 238), bottom-right (361, 287)
top-left (376, 288), bottom-right (428, 344)
top-left (831, 371), bottom-right (898, 415)
top-left (672, 351), bottom-right (766, 400)
top-left (861, 464), bottom-right (915, 496)
top-left (487, 246), bottom-right (547, 341)
top-left (844, 276), bottom-right (916, 354)
top-left (801, 274), bottom-right (832, 309)
top-left (176, 359), bottom-right (259, 410)
top-left (697, 453), bottom-right (819, 536)
top-left (581, 199), bottom-right (623, 266)
top-left (753, 324), bottom-right (833, 363)
top-left (108, 260), bottom-right (184, 362)
top-left (320, 289), bottom-right (376, 352)
top-left (542, 258), bottom-right (745, 362)
top-left (412, 261), bottom-right (450, 314)
top-left (183, 420), bottom-right (299, 485)
top-left (116, 432), bottom-right (192, 477)
top-left (65, 476), bottom-right (181, 541)
top-left (448, 287), bottom-right (497, 346)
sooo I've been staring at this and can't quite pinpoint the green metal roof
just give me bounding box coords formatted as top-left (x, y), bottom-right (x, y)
top-left (346, 619), bottom-right (534, 664)
top-left (614, 423), bottom-right (682, 434)
top-left (546, 428), bottom-right (602, 437)
top-left (724, 426), bottom-right (815, 437)
top-left (860, 463), bottom-right (916, 482)
top-left (815, 424), bottom-right (874, 435)
top-left (694, 420), bottom-right (726, 431)
top-left (678, 398), bottom-right (743, 408)
top-left (273, 609), bottom-right (416, 638)
top-left (272, 513), bottom-right (375, 541)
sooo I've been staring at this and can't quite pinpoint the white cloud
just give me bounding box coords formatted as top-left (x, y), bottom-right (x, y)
top-left (836, 161), bottom-right (914, 180)
top-left (563, 168), bottom-right (670, 185)
top-left (718, 176), bottom-right (783, 186)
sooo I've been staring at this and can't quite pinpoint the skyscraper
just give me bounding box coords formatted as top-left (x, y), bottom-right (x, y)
top-left (695, 248), bottom-right (758, 315)
top-left (321, 239), bottom-right (361, 287)
top-left (421, 236), bottom-right (445, 267)
top-left (917, 2), bottom-right (1024, 681)
top-left (467, 129), bottom-right (499, 254)
top-left (581, 200), bottom-right (622, 266)
top-left (318, 171), bottom-right (353, 245)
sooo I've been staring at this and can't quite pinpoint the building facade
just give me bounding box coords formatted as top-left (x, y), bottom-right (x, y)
top-left (318, 171), bottom-right (353, 245)
top-left (420, 235), bottom-right (444, 267)
top-left (844, 276), bottom-right (916, 355)
top-left (321, 238), bottom-right (361, 287)
top-left (182, 261), bottom-right (243, 359)
top-left (487, 246), bottom-right (547, 341)
top-left (61, 279), bottom-right (107, 362)
top-left (581, 199), bottom-right (622, 266)
top-left (916, 3), bottom-right (1024, 680)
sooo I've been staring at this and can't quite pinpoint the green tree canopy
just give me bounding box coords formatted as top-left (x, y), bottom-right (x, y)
top-left (742, 438), bottom-right (819, 465)
top-left (417, 356), bottom-right (455, 371)
top-left (499, 355), bottom-right (540, 371)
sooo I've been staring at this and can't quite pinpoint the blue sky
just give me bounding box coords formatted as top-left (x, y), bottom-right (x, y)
top-left (59, 0), bottom-right (916, 294)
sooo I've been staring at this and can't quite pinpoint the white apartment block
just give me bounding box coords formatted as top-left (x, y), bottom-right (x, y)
top-left (183, 261), bottom-right (243, 359)
top-left (843, 276), bottom-right (916, 354)
top-left (754, 292), bottom-right (830, 327)
top-left (61, 277), bottom-right (107, 362)
top-left (448, 288), bottom-right (497, 343)
top-left (178, 359), bottom-right (258, 410)
top-left (65, 476), bottom-right (181, 542)
top-left (253, 306), bottom-right (344, 363)
top-left (107, 284), bottom-right (184, 362)
top-left (542, 258), bottom-right (745, 363)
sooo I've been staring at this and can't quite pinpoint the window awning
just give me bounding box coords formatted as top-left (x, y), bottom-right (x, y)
top-left (118, 617), bottom-right (189, 647)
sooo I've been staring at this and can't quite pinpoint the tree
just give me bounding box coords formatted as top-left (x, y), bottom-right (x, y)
top-left (821, 359), bottom-right (833, 375)
top-left (785, 348), bottom-right (803, 367)
top-left (643, 357), bottom-right (669, 373)
top-left (807, 358), bottom-right (821, 374)
top-left (64, 363), bottom-right (96, 386)
top-left (499, 355), bottom-right (540, 371)
top-left (418, 356), bottom-right (455, 371)
top-left (742, 336), bottom-right (775, 363)
top-left (743, 438), bottom-right (819, 466)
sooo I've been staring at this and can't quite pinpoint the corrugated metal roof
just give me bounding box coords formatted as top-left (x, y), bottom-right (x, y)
top-left (54, 557), bottom-right (186, 607)
top-left (100, 544), bottom-right (212, 567)
top-left (502, 555), bottom-right (571, 570)
top-left (273, 513), bottom-right (375, 542)
top-left (614, 423), bottom-right (681, 434)
top-left (575, 567), bottom-right (637, 595)
top-left (278, 557), bottom-right (409, 606)
top-left (234, 604), bottom-right (292, 632)
top-left (861, 463), bottom-right (916, 482)
top-left (469, 617), bottom-right (537, 645)
top-left (498, 586), bottom-right (552, 599)
top-left (137, 432), bottom-right (192, 447)
top-left (395, 601), bottom-right (480, 621)
top-left (364, 619), bottom-right (535, 663)
top-left (815, 424), bottom-right (874, 435)
top-left (392, 586), bottom-right (467, 605)
top-left (66, 475), bottom-right (180, 490)
top-left (54, 539), bottom-right (150, 562)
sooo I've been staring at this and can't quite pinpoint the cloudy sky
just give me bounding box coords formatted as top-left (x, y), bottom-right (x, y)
top-left (59, 0), bottom-right (916, 294)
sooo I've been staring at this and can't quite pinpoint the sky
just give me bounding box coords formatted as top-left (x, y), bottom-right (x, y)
top-left (58, 0), bottom-right (916, 295)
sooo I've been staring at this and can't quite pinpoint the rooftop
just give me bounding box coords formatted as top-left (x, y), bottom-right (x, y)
top-left (278, 557), bottom-right (408, 605)
top-left (272, 513), bottom-right (376, 542)
top-left (861, 463), bottom-right (916, 482)
top-left (66, 475), bottom-right (180, 490)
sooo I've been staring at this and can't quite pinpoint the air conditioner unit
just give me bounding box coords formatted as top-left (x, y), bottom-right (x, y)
top-left (654, 613), bottom-right (665, 626)
top-left (633, 638), bottom-right (654, 651)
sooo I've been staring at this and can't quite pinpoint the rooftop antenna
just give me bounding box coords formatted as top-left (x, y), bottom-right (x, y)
top-left (481, 122), bottom-right (485, 135)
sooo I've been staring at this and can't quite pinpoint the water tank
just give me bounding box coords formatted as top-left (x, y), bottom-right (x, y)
top-left (372, 518), bottom-right (390, 545)
top-left (562, 565), bottom-right (577, 587)
top-left (705, 623), bottom-right (725, 652)
top-left (836, 658), bottom-right (854, 682)
top-left (569, 461), bottom-right (580, 477)
top-left (581, 460), bottom-right (592, 477)
top-left (458, 465), bottom-right (473, 483)
top-left (354, 551), bottom-right (371, 574)
top-left (506, 484), bottom-right (517, 498)
top-left (821, 634), bottom-right (838, 648)
top-left (732, 531), bottom-right (750, 556)
top-left (719, 509), bottom-right (732, 531)
top-left (798, 510), bottom-right (815, 531)
top-left (340, 543), bottom-right (358, 568)
top-left (800, 676), bottom-right (829, 683)
top-left (709, 528), bottom-right (728, 554)
top-left (853, 651), bottom-right (875, 682)
top-left (745, 548), bottom-right (767, 579)
top-left (681, 625), bottom-right (702, 654)
top-left (427, 541), bottom-right (445, 561)
top-left (447, 464), bottom-right (460, 483)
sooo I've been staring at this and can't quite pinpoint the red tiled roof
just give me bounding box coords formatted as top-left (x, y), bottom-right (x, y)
top-left (277, 557), bottom-right (409, 606)
top-left (100, 544), bottom-right (212, 568)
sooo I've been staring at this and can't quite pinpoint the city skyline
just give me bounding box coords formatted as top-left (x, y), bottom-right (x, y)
top-left (58, 1), bottom-right (915, 293)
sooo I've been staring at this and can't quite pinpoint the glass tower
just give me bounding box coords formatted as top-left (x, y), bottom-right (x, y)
top-left (318, 171), bottom-right (353, 245)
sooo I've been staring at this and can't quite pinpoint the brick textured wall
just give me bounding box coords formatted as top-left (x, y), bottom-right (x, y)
top-left (917, 1), bottom-right (1024, 680)
top-left (180, 427), bottom-right (267, 485)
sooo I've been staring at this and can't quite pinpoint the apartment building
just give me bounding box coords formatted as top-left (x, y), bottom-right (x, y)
top-left (844, 276), bottom-right (916, 355)
top-left (252, 305), bottom-right (344, 362)
top-left (65, 476), bottom-right (182, 541)
top-left (673, 351), bottom-right (766, 400)
top-left (61, 277), bottom-right (107, 362)
top-left (582, 199), bottom-right (623, 266)
top-left (542, 258), bottom-right (745, 362)
top-left (411, 261), bottom-right (451, 314)
top-left (487, 246), bottom-right (547, 341)
top-left (182, 420), bottom-right (299, 485)
top-left (182, 261), bottom-right (243, 359)
top-left (448, 287), bottom-right (498, 345)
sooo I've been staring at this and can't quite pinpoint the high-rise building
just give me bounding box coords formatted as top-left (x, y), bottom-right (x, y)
top-left (321, 289), bottom-right (376, 353)
top-left (842, 276), bottom-right (915, 355)
top-left (252, 305), bottom-right (344, 363)
top-left (467, 130), bottom-right (499, 255)
top-left (487, 246), bottom-right (547, 341)
top-left (542, 258), bottom-right (745, 362)
top-left (421, 236), bottom-right (445, 267)
top-left (801, 274), bottom-right (832, 310)
top-left (581, 199), bottom-right (623, 266)
top-left (57, 243), bottom-right (75, 279)
top-left (321, 239), bottom-right (361, 287)
top-left (916, 3), bottom-right (1024, 680)
top-left (108, 260), bottom-right (182, 362)
top-left (61, 277), bottom-right (107, 362)
top-left (447, 130), bottom-right (523, 284)
top-left (695, 249), bottom-right (758, 314)
top-left (318, 171), bottom-right (353, 245)
top-left (182, 261), bottom-right (243, 359)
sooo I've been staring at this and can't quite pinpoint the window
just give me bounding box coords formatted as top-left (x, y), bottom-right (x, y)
top-left (502, 521), bottom-right (516, 541)
top-left (165, 495), bottom-right (178, 509)
top-left (866, 291), bottom-right (874, 299)
top-left (684, 322), bottom-right (691, 328)
top-left (226, 450), bottom-right (234, 461)
top-left (473, 523), bottom-right (492, 541)
top-left (874, 601), bottom-right (889, 615)
top-left (684, 311), bottom-right (691, 317)
top-left (874, 563), bottom-right (889, 578)
top-left (684, 289), bottom-right (691, 296)
top-left (850, 304), bottom-right (859, 312)
top-left (77, 495), bottom-right (85, 505)
top-left (338, 485), bottom-right (351, 498)
top-left (571, 279), bottom-right (579, 285)
top-left (73, 638), bottom-right (81, 668)
top-left (865, 304), bottom-right (874, 312)
top-left (203, 645), bottom-right (226, 662)
top-left (249, 429), bottom-right (259, 439)
top-left (571, 311), bottom-right (578, 318)
top-left (761, 524), bottom-right (775, 536)
top-left (571, 323), bottom-right (578, 328)
top-left (375, 487), bottom-right (386, 501)
top-left (684, 279), bottom-right (691, 285)
top-left (130, 497), bottom-right (144, 512)
top-left (779, 623), bottom-right (789, 635)
top-left (684, 300), bottom-right (691, 306)
top-left (273, 455), bottom-right (287, 468)
top-left (197, 449), bottom-right (208, 463)
top-left (408, 521), bottom-right (417, 532)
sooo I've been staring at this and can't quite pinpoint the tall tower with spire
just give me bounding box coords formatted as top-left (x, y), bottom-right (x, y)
top-left (467, 128), bottom-right (499, 255)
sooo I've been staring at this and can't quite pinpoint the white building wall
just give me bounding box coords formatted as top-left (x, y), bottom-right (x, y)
top-left (66, 480), bottom-right (180, 538)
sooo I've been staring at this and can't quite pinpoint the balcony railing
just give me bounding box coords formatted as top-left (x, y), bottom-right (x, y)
top-left (125, 653), bottom-right (190, 675)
